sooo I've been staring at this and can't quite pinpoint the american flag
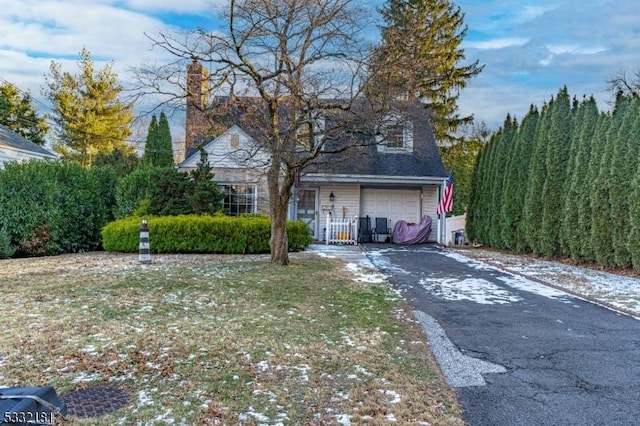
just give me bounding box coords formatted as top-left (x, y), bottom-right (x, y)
top-left (437, 170), bottom-right (454, 215)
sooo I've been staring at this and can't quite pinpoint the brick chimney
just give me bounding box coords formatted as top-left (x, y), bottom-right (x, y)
top-left (185, 57), bottom-right (209, 161)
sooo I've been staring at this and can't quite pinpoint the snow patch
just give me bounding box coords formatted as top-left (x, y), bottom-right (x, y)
top-left (419, 277), bottom-right (522, 305)
top-left (344, 262), bottom-right (386, 283)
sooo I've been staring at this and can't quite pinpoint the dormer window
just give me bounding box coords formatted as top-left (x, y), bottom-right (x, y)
top-left (377, 115), bottom-right (414, 152)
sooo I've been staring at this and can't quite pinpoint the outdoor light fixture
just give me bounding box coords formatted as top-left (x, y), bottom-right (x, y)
top-left (329, 192), bottom-right (335, 202)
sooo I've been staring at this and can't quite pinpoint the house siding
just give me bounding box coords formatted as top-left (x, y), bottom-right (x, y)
top-left (0, 144), bottom-right (56, 169)
top-left (421, 185), bottom-right (439, 242)
top-left (316, 184), bottom-right (360, 239)
top-left (179, 125), bottom-right (271, 215)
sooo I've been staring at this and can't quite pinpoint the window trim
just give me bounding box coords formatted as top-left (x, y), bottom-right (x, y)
top-left (376, 117), bottom-right (414, 152)
top-left (220, 183), bottom-right (258, 215)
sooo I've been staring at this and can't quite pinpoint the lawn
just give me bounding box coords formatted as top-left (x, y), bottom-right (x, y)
top-left (0, 252), bottom-right (464, 425)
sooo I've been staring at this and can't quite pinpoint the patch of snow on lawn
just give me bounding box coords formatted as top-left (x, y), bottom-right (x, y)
top-left (438, 250), bottom-right (495, 271)
top-left (335, 413), bottom-right (352, 425)
top-left (344, 262), bottom-right (386, 283)
top-left (379, 389), bottom-right (401, 404)
top-left (419, 277), bottom-right (522, 305)
top-left (239, 407), bottom-right (270, 423)
top-left (137, 390), bottom-right (154, 407)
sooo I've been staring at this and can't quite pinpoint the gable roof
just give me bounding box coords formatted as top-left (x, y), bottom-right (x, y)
top-left (183, 96), bottom-right (447, 182)
top-left (0, 123), bottom-right (56, 158)
top-left (179, 124), bottom-right (270, 169)
top-left (303, 106), bottom-right (447, 180)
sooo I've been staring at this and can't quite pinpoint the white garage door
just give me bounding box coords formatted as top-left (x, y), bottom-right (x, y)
top-left (361, 188), bottom-right (420, 231)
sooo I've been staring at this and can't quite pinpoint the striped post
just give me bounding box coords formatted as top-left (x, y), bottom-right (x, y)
top-left (139, 218), bottom-right (151, 264)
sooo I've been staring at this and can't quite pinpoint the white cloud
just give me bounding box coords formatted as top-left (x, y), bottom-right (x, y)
top-left (466, 37), bottom-right (529, 50)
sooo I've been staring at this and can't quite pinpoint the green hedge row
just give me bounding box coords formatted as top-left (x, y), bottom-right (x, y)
top-left (0, 160), bottom-right (117, 257)
top-left (102, 215), bottom-right (313, 254)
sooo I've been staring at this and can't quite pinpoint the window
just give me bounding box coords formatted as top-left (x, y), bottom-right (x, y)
top-left (221, 184), bottom-right (257, 215)
top-left (385, 123), bottom-right (405, 148)
top-left (377, 117), bottom-right (414, 152)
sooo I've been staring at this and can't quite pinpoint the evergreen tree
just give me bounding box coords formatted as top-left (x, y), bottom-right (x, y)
top-left (488, 115), bottom-right (517, 248)
top-left (92, 146), bottom-right (140, 177)
top-left (0, 82), bottom-right (49, 145)
top-left (627, 107), bottom-right (640, 270)
top-left (439, 136), bottom-right (484, 216)
top-left (502, 106), bottom-right (538, 251)
top-left (475, 130), bottom-right (500, 241)
top-left (539, 87), bottom-right (572, 257)
top-left (144, 113), bottom-right (174, 166)
top-left (558, 97), bottom-right (586, 257)
top-left (465, 143), bottom-right (486, 243)
top-left (143, 115), bottom-right (159, 165)
top-left (522, 98), bottom-right (553, 255)
top-left (563, 97), bottom-right (599, 261)
top-left (590, 95), bottom-right (630, 266)
top-left (187, 148), bottom-right (223, 214)
top-left (371, 0), bottom-right (483, 142)
top-left (156, 112), bottom-right (174, 167)
top-left (43, 48), bottom-right (133, 165)
top-left (579, 113), bottom-right (609, 262)
top-left (609, 97), bottom-right (640, 267)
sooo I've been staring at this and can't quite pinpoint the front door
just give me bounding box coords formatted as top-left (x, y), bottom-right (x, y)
top-left (296, 189), bottom-right (317, 238)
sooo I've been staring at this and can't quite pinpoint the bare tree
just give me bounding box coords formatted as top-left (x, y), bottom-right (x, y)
top-left (134, 0), bottom-right (394, 265)
top-left (607, 67), bottom-right (640, 99)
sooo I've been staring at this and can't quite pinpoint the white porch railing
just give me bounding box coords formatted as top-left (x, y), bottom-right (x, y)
top-left (325, 213), bottom-right (358, 245)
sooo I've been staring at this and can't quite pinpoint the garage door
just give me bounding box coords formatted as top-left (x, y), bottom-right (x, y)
top-left (361, 188), bottom-right (420, 231)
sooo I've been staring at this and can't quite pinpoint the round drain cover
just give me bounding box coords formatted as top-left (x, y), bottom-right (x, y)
top-left (62, 386), bottom-right (131, 418)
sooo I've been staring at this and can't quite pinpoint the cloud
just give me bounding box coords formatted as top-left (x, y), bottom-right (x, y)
top-left (539, 43), bottom-right (609, 66)
top-left (465, 37), bottom-right (529, 50)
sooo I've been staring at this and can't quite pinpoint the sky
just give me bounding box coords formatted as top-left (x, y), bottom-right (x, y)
top-left (1, 0), bottom-right (638, 139)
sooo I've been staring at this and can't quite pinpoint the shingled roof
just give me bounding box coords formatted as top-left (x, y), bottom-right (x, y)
top-left (303, 106), bottom-right (447, 179)
top-left (0, 123), bottom-right (56, 158)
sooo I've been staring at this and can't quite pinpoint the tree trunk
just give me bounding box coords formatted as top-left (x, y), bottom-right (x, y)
top-left (268, 166), bottom-right (290, 265)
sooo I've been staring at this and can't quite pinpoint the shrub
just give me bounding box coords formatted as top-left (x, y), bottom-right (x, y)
top-left (0, 160), bottom-right (117, 257)
top-left (114, 161), bottom-right (222, 219)
top-left (0, 224), bottom-right (15, 259)
top-left (102, 215), bottom-right (313, 254)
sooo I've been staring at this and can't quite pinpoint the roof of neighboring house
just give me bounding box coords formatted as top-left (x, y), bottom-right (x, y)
top-left (0, 123), bottom-right (56, 157)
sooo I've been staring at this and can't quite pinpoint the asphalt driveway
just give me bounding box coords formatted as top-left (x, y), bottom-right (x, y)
top-left (364, 244), bottom-right (640, 426)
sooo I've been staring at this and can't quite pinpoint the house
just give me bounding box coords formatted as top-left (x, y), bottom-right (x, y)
top-left (0, 123), bottom-right (57, 169)
top-left (178, 59), bottom-right (449, 244)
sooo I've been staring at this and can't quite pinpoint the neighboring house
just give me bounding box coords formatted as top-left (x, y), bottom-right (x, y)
top-left (0, 123), bottom-right (57, 169)
top-left (178, 59), bottom-right (449, 243)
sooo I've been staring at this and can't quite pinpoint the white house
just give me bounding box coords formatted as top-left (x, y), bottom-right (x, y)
top-left (0, 124), bottom-right (57, 169)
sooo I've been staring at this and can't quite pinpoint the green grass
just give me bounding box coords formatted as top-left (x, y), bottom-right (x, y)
top-left (0, 252), bottom-right (463, 425)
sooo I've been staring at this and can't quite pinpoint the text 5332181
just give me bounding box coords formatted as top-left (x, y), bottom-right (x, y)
top-left (3, 411), bottom-right (55, 424)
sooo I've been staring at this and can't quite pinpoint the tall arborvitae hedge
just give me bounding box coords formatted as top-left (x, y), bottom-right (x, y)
top-left (467, 87), bottom-right (640, 271)
top-left (558, 97), bottom-right (585, 257)
top-left (539, 87), bottom-right (572, 257)
top-left (489, 115), bottom-right (517, 248)
top-left (590, 95), bottom-right (630, 266)
top-left (522, 98), bottom-right (553, 256)
top-left (503, 105), bottom-right (539, 252)
top-left (562, 97), bottom-right (598, 261)
top-left (609, 98), bottom-right (640, 268)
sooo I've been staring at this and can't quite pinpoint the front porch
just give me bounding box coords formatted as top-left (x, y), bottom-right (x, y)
top-left (292, 181), bottom-right (446, 244)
